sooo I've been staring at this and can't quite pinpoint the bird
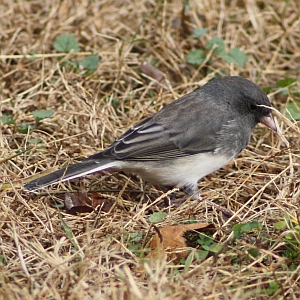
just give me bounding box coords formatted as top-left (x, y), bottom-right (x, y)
top-left (23, 76), bottom-right (278, 199)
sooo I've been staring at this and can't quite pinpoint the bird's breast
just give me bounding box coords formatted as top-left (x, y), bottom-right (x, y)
top-left (121, 152), bottom-right (233, 188)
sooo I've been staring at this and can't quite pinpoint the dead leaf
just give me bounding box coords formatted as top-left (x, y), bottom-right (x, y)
top-left (148, 223), bottom-right (215, 262)
top-left (65, 192), bottom-right (93, 214)
top-left (140, 63), bottom-right (165, 82)
top-left (64, 191), bottom-right (115, 214)
top-left (140, 63), bottom-right (167, 92)
top-left (92, 192), bottom-right (115, 212)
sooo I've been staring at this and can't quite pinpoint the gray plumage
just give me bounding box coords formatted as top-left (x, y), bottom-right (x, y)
top-left (23, 76), bottom-right (278, 198)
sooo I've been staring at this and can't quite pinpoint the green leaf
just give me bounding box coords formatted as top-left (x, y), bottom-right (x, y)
top-left (184, 217), bottom-right (197, 224)
top-left (183, 251), bottom-right (194, 272)
top-left (232, 223), bottom-right (244, 232)
top-left (283, 248), bottom-right (297, 259)
top-left (262, 86), bottom-right (273, 94)
top-left (197, 234), bottom-right (213, 246)
top-left (0, 115), bottom-right (15, 125)
top-left (252, 221), bottom-right (262, 230)
top-left (248, 248), bottom-right (259, 258)
top-left (229, 48), bottom-right (248, 66)
top-left (240, 221), bottom-right (261, 232)
top-left (53, 34), bottom-right (80, 52)
top-left (274, 221), bottom-right (286, 230)
top-left (280, 101), bottom-right (300, 120)
top-left (276, 78), bottom-right (297, 88)
top-left (218, 48), bottom-right (248, 66)
top-left (266, 281), bottom-right (280, 296)
top-left (127, 243), bottom-right (142, 252)
top-left (79, 54), bottom-right (100, 71)
top-left (284, 233), bottom-right (294, 240)
top-left (148, 211), bottom-right (167, 223)
top-left (17, 123), bottom-right (34, 134)
top-left (208, 243), bottom-right (223, 253)
top-left (131, 38), bottom-right (153, 45)
top-left (289, 264), bottom-right (297, 271)
top-left (129, 232), bottom-right (143, 243)
top-left (205, 37), bottom-right (225, 55)
top-left (196, 249), bottom-right (209, 261)
top-left (190, 28), bottom-right (207, 38)
top-left (28, 138), bottom-right (43, 144)
top-left (232, 222), bottom-right (261, 238)
top-left (0, 256), bottom-right (7, 264)
top-left (59, 213), bottom-right (80, 252)
top-left (218, 52), bottom-right (235, 62)
top-left (232, 223), bottom-right (243, 239)
top-left (63, 59), bottom-right (79, 69)
top-left (32, 109), bottom-right (54, 122)
top-left (27, 51), bottom-right (40, 61)
top-left (186, 49), bottom-right (206, 66)
top-left (242, 223), bottom-right (254, 232)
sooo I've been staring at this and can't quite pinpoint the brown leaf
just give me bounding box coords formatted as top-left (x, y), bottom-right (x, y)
top-left (64, 192), bottom-right (93, 214)
top-left (148, 223), bottom-right (214, 262)
top-left (92, 192), bottom-right (115, 213)
top-left (140, 63), bottom-right (165, 82)
top-left (140, 63), bottom-right (167, 92)
top-left (64, 191), bottom-right (115, 214)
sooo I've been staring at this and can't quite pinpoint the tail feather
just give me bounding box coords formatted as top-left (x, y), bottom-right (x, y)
top-left (23, 159), bottom-right (115, 191)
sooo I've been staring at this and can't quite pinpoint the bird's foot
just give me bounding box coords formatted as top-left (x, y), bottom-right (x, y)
top-left (202, 199), bottom-right (235, 217)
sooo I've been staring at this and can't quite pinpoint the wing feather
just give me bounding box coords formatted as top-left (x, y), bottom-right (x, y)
top-left (90, 90), bottom-right (232, 161)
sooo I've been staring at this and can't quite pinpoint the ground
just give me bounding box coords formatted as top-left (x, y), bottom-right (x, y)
top-left (1, 0), bottom-right (300, 299)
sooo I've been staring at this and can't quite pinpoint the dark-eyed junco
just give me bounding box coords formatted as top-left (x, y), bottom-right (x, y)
top-left (23, 76), bottom-right (278, 199)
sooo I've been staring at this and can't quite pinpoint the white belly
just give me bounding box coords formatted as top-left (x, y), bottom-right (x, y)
top-left (120, 152), bottom-right (233, 188)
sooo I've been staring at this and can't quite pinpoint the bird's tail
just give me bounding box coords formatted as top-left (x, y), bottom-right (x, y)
top-left (23, 159), bottom-right (115, 191)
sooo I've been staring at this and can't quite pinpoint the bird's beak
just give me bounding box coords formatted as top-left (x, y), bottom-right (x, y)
top-left (260, 114), bottom-right (278, 132)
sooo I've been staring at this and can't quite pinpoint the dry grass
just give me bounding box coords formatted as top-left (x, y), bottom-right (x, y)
top-left (1, 0), bottom-right (300, 299)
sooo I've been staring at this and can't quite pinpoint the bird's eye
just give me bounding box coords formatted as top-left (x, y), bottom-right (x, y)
top-left (250, 104), bottom-right (257, 111)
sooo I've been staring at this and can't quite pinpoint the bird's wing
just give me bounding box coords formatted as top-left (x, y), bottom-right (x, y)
top-left (90, 90), bottom-right (231, 161)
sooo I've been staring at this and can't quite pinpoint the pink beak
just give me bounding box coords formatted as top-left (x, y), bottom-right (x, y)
top-left (260, 114), bottom-right (278, 132)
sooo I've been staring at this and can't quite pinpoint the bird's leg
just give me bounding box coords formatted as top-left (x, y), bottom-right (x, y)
top-left (156, 183), bottom-right (234, 217)
top-left (184, 183), bottom-right (235, 217)
top-left (161, 183), bottom-right (200, 207)
top-left (155, 183), bottom-right (199, 207)
top-left (155, 185), bottom-right (176, 206)
top-left (184, 183), bottom-right (202, 200)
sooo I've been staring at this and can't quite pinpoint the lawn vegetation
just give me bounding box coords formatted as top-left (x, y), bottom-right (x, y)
top-left (1, 0), bottom-right (299, 299)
